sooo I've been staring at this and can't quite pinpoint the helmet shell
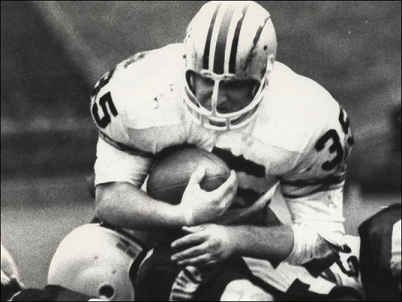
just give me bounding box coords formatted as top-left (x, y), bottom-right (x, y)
top-left (183, 1), bottom-right (277, 130)
top-left (184, 1), bottom-right (277, 81)
top-left (48, 224), bottom-right (145, 301)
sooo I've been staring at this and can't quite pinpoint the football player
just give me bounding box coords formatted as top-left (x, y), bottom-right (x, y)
top-left (359, 202), bottom-right (401, 301)
top-left (89, 1), bottom-right (357, 300)
top-left (358, 107), bottom-right (401, 301)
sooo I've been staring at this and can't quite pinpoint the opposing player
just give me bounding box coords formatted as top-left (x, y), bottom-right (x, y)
top-left (1, 243), bottom-right (103, 301)
top-left (89, 1), bottom-right (356, 300)
top-left (359, 196), bottom-right (401, 301)
top-left (48, 223), bottom-right (145, 301)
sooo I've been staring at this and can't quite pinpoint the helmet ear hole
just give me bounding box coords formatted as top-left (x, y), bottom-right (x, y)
top-left (99, 284), bottom-right (115, 299)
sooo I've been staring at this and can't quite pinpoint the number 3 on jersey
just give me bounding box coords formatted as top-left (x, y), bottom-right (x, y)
top-left (315, 106), bottom-right (354, 171)
top-left (91, 92), bottom-right (118, 129)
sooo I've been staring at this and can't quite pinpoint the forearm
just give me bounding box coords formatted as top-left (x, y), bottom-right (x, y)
top-left (228, 224), bottom-right (294, 263)
top-left (95, 182), bottom-right (186, 231)
top-left (284, 188), bottom-right (347, 264)
top-left (170, 224), bottom-right (294, 267)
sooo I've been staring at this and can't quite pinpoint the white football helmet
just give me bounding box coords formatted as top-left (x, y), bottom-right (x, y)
top-left (48, 224), bottom-right (146, 301)
top-left (184, 1), bottom-right (277, 130)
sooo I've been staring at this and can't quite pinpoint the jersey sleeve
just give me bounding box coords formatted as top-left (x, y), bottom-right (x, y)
top-left (90, 53), bottom-right (157, 187)
top-left (280, 105), bottom-right (354, 265)
top-left (89, 45), bottom-right (187, 187)
top-left (94, 136), bottom-right (153, 187)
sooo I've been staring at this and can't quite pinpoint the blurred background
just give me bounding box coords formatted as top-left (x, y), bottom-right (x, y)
top-left (1, 1), bottom-right (401, 289)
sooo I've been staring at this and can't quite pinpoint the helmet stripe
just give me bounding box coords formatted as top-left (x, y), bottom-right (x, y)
top-left (224, 4), bottom-right (246, 74)
top-left (243, 16), bottom-right (271, 72)
top-left (229, 4), bottom-right (249, 73)
top-left (213, 4), bottom-right (236, 74)
top-left (208, 4), bottom-right (227, 71)
top-left (203, 3), bottom-right (221, 70)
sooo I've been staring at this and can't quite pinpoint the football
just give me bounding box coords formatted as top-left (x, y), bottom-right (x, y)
top-left (147, 147), bottom-right (230, 204)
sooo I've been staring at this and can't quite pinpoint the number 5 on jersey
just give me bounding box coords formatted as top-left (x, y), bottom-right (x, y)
top-left (91, 92), bottom-right (118, 129)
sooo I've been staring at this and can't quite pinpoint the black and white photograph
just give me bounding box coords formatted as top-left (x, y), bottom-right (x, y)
top-left (1, 1), bottom-right (401, 301)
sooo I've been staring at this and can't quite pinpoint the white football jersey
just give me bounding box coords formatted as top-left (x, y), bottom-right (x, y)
top-left (91, 43), bottom-right (354, 256)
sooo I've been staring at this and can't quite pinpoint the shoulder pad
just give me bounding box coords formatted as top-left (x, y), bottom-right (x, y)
top-left (89, 44), bottom-right (188, 150)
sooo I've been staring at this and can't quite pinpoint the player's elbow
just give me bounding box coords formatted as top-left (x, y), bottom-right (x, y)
top-left (285, 225), bottom-right (342, 265)
top-left (94, 183), bottom-right (123, 225)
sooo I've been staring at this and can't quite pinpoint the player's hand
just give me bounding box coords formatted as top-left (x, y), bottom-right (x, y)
top-left (179, 167), bottom-right (237, 226)
top-left (170, 224), bottom-right (236, 267)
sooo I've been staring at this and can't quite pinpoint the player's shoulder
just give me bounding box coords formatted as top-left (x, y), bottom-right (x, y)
top-left (253, 62), bottom-right (342, 153)
top-left (113, 43), bottom-right (185, 86)
top-left (116, 43), bottom-right (186, 126)
top-left (101, 42), bottom-right (185, 108)
top-left (90, 44), bottom-right (189, 147)
top-left (269, 61), bottom-right (338, 117)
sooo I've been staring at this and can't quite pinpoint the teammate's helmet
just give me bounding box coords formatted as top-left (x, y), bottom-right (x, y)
top-left (184, 1), bottom-right (277, 130)
top-left (48, 224), bottom-right (145, 301)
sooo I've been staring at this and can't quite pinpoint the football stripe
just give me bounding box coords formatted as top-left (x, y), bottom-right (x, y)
top-left (99, 132), bottom-right (153, 157)
top-left (282, 183), bottom-right (344, 199)
top-left (243, 16), bottom-right (271, 71)
top-left (212, 147), bottom-right (266, 178)
top-left (203, 3), bottom-right (221, 70)
top-left (281, 175), bottom-right (346, 187)
top-left (213, 4), bottom-right (236, 74)
top-left (229, 4), bottom-right (249, 73)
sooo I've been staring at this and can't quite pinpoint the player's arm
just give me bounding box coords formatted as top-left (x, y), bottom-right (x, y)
top-left (170, 176), bottom-right (346, 267)
top-left (170, 223), bottom-right (294, 267)
top-left (278, 106), bottom-right (354, 265)
top-left (96, 168), bottom-right (237, 231)
top-left (90, 68), bottom-right (186, 231)
top-left (94, 138), bottom-right (237, 231)
top-left (279, 186), bottom-right (347, 265)
top-left (93, 137), bottom-right (186, 231)
top-left (96, 182), bottom-right (184, 231)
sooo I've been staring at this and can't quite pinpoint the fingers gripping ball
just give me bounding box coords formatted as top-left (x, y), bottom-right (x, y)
top-left (147, 148), bottom-right (230, 204)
